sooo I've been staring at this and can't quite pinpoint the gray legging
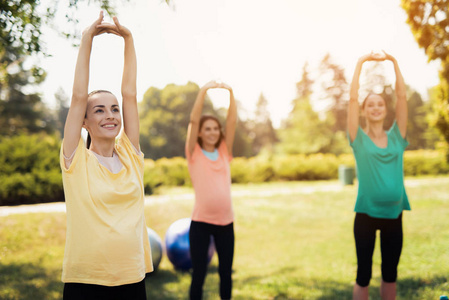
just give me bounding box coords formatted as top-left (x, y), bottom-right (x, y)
top-left (354, 212), bottom-right (403, 287)
top-left (189, 220), bottom-right (234, 300)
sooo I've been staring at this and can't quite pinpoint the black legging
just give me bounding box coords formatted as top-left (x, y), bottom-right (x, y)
top-left (189, 221), bottom-right (234, 300)
top-left (354, 212), bottom-right (403, 287)
top-left (63, 279), bottom-right (146, 300)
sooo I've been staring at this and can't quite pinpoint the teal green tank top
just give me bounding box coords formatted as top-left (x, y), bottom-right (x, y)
top-left (349, 121), bottom-right (411, 219)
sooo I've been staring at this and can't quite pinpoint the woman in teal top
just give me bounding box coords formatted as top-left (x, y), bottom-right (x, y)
top-left (348, 51), bottom-right (410, 300)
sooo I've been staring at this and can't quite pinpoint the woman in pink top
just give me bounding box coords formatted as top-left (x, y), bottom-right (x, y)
top-left (186, 80), bottom-right (237, 300)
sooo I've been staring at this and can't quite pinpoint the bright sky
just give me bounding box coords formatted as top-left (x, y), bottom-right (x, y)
top-left (39, 0), bottom-right (440, 128)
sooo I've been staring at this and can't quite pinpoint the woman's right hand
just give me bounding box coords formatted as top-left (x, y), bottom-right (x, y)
top-left (217, 82), bottom-right (232, 92)
top-left (96, 16), bottom-right (133, 40)
top-left (82, 11), bottom-right (106, 38)
top-left (201, 80), bottom-right (220, 90)
top-left (359, 51), bottom-right (387, 63)
top-left (201, 80), bottom-right (233, 92)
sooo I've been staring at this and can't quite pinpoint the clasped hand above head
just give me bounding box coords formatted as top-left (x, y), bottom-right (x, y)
top-left (202, 80), bottom-right (233, 92)
top-left (360, 50), bottom-right (395, 63)
top-left (82, 11), bottom-right (132, 40)
top-left (81, 11), bottom-right (105, 38)
top-left (96, 15), bottom-right (133, 39)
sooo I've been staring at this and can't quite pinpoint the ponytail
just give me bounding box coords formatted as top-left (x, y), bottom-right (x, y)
top-left (86, 132), bottom-right (91, 149)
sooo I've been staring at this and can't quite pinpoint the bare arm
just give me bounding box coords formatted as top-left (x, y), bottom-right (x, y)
top-left (385, 52), bottom-right (407, 138)
top-left (63, 12), bottom-right (105, 160)
top-left (186, 81), bottom-right (218, 156)
top-left (97, 17), bottom-right (139, 149)
top-left (348, 56), bottom-right (365, 143)
top-left (348, 52), bottom-right (387, 142)
top-left (221, 83), bottom-right (237, 155)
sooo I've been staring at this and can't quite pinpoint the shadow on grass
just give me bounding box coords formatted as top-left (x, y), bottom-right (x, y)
top-left (145, 264), bottom-right (222, 299)
top-left (231, 266), bottom-right (449, 300)
top-left (293, 275), bottom-right (448, 300)
top-left (397, 275), bottom-right (449, 299)
top-left (0, 262), bottom-right (63, 300)
top-left (312, 275), bottom-right (448, 300)
top-left (146, 268), bottom-right (187, 299)
top-left (231, 266), bottom-right (346, 300)
top-left (313, 279), bottom-right (353, 300)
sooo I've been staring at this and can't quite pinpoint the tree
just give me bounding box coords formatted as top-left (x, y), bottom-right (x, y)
top-left (277, 63), bottom-right (333, 154)
top-left (296, 61), bottom-right (314, 99)
top-left (0, 0), bottom-right (115, 54)
top-left (318, 53), bottom-right (348, 133)
top-left (247, 93), bottom-right (278, 155)
top-left (215, 103), bottom-right (254, 157)
top-left (0, 0), bottom-right (118, 137)
top-left (359, 62), bottom-right (396, 130)
top-left (401, 0), bottom-right (449, 156)
top-left (359, 61), bottom-right (388, 96)
top-left (0, 59), bottom-right (56, 135)
top-left (233, 118), bottom-right (254, 157)
top-left (139, 82), bottom-right (211, 159)
top-left (0, 0), bottom-right (51, 135)
top-left (0, 133), bottom-right (63, 205)
top-left (428, 85), bottom-right (449, 149)
top-left (1, 1), bottom-right (117, 78)
top-left (407, 90), bottom-right (430, 149)
top-left (139, 82), bottom-right (253, 159)
top-left (54, 87), bottom-right (70, 138)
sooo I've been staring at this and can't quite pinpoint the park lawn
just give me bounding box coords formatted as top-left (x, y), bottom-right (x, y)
top-left (0, 176), bottom-right (448, 299)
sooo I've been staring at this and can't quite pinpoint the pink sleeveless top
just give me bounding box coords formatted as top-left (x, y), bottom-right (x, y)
top-left (186, 141), bottom-right (233, 225)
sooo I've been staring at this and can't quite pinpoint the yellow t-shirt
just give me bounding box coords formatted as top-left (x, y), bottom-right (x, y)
top-left (60, 133), bottom-right (153, 286)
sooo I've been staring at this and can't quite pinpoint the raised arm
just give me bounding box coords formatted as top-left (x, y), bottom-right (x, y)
top-left (63, 12), bottom-right (105, 158)
top-left (97, 17), bottom-right (139, 149)
top-left (186, 81), bottom-right (218, 156)
top-left (221, 83), bottom-right (237, 155)
top-left (385, 52), bottom-right (407, 138)
top-left (348, 52), bottom-right (386, 142)
top-left (348, 58), bottom-right (363, 143)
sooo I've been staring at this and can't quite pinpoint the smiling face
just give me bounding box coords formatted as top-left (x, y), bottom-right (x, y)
top-left (198, 118), bottom-right (222, 149)
top-left (362, 94), bottom-right (387, 123)
top-left (83, 92), bottom-right (122, 142)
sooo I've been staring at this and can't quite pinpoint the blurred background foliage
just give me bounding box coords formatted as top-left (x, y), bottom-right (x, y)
top-left (1, 0), bottom-right (448, 205)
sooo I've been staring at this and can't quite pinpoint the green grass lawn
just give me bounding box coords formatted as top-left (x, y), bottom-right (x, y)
top-left (1, 176), bottom-right (448, 299)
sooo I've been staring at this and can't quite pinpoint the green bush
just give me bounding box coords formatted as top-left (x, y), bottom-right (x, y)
top-left (0, 134), bottom-right (63, 205)
top-left (404, 150), bottom-right (449, 176)
top-left (229, 156), bottom-right (276, 184)
top-left (249, 156), bottom-right (276, 183)
top-left (271, 153), bottom-right (342, 181)
top-left (3, 135), bottom-right (446, 204)
top-left (230, 157), bottom-right (252, 183)
top-left (143, 157), bottom-right (190, 194)
top-left (337, 153), bottom-right (355, 168)
top-left (142, 150), bottom-right (448, 192)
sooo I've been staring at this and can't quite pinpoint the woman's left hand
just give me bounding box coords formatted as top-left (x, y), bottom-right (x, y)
top-left (96, 16), bottom-right (132, 39)
top-left (217, 82), bottom-right (233, 91)
top-left (382, 50), bottom-right (396, 62)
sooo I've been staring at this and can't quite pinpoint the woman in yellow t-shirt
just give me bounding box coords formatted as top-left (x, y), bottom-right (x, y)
top-left (185, 80), bottom-right (237, 300)
top-left (60, 12), bottom-right (152, 299)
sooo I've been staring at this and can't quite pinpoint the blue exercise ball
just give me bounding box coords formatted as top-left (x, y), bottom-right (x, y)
top-left (165, 218), bottom-right (214, 271)
top-left (147, 227), bottom-right (163, 271)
